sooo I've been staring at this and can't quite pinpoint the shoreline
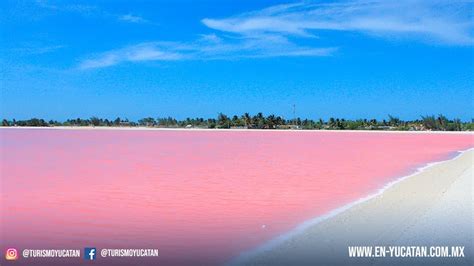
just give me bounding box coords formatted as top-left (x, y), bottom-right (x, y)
top-left (230, 148), bottom-right (474, 265)
top-left (1, 126), bottom-right (473, 134)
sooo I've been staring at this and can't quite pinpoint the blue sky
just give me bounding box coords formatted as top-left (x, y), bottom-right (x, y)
top-left (1, 0), bottom-right (473, 121)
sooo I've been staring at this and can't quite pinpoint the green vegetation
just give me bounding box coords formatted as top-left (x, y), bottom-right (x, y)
top-left (1, 114), bottom-right (473, 131)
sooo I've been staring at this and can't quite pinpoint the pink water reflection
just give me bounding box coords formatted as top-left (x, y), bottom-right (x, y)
top-left (1, 129), bottom-right (472, 265)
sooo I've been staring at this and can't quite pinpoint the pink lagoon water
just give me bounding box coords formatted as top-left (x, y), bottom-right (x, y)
top-left (1, 129), bottom-right (472, 265)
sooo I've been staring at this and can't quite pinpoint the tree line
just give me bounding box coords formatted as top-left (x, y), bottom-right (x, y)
top-left (1, 113), bottom-right (473, 131)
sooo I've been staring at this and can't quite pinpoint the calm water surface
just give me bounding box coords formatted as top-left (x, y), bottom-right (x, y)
top-left (1, 129), bottom-right (472, 265)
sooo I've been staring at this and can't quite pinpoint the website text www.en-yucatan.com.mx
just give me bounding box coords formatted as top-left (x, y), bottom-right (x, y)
top-left (348, 246), bottom-right (465, 258)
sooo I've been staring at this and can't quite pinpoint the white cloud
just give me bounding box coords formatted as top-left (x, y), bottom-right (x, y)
top-left (35, 0), bottom-right (97, 14)
top-left (80, 0), bottom-right (474, 69)
top-left (78, 38), bottom-right (335, 69)
top-left (80, 53), bottom-right (120, 69)
top-left (118, 14), bottom-right (149, 24)
top-left (78, 43), bottom-right (186, 69)
top-left (199, 34), bottom-right (223, 44)
top-left (36, 1), bottom-right (153, 25)
top-left (78, 36), bottom-right (332, 69)
top-left (12, 45), bottom-right (65, 55)
top-left (202, 0), bottom-right (474, 45)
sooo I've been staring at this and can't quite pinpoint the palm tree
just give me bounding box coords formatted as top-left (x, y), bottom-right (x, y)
top-left (388, 115), bottom-right (400, 127)
top-left (90, 117), bottom-right (101, 127)
top-left (217, 113), bottom-right (230, 128)
top-left (266, 114), bottom-right (276, 129)
top-left (421, 115), bottom-right (436, 130)
top-left (242, 113), bottom-right (251, 128)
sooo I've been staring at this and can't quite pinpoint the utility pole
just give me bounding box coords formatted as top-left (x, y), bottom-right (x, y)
top-left (293, 104), bottom-right (296, 127)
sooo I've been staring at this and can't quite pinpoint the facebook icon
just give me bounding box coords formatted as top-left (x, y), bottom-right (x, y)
top-left (84, 248), bottom-right (97, 260)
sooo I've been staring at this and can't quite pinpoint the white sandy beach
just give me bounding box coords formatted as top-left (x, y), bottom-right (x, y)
top-left (236, 150), bottom-right (473, 266)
